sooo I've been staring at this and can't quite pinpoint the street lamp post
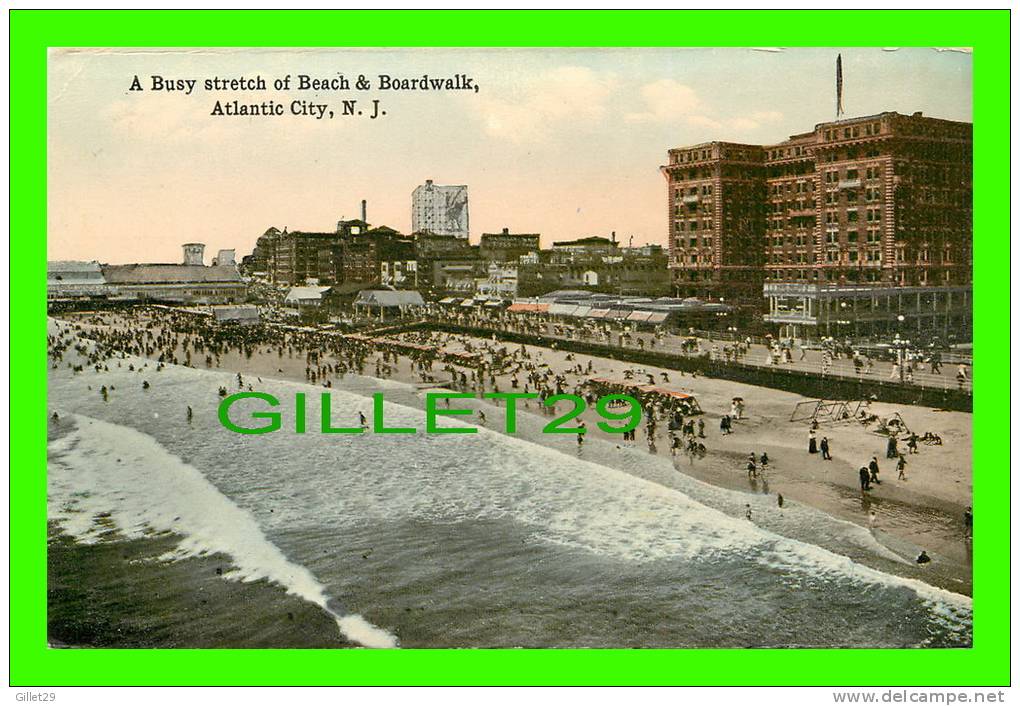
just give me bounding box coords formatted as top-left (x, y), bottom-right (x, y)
top-left (895, 314), bottom-right (907, 384)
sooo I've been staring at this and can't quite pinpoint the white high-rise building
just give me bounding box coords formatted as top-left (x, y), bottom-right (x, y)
top-left (411, 180), bottom-right (469, 239)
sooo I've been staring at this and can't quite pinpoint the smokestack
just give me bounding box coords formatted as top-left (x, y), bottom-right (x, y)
top-left (182, 243), bottom-right (205, 266)
top-left (216, 249), bottom-right (235, 267)
top-left (611, 231), bottom-right (617, 244)
top-left (361, 199), bottom-right (367, 223)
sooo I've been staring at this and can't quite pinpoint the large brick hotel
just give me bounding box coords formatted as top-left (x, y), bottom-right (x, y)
top-left (660, 111), bottom-right (972, 341)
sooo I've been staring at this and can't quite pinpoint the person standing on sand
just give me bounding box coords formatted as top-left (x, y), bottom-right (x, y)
top-left (887, 435), bottom-right (898, 459)
top-left (859, 466), bottom-right (871, 491)
top-left (777, 494), bottom-right (784, 509)
top-left (808, 429), bottom-right (818, 454)
top-left (897, 454), bottom-right (907, 480)
top-left (869, 457), bottom-right (881, 485)
top-left (907, 433), bottom-right (919, 454)
top-left (820, 436), bottom-right (832, 460)
top-left (745, 504), bottom-right (752, 521)
top-left (963, 507), bottom-right (973, 538)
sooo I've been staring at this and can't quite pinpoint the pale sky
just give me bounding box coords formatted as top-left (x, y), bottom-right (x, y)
top-left (48, 47), bottom-right (972, 264)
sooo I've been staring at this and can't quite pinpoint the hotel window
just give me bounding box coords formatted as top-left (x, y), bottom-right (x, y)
top-left (847, 211), bottom-right (859, 222)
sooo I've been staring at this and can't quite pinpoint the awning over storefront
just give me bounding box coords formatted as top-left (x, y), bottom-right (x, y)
top-left (507, 303), bottom-right (550, 313)
top-left (549, 303), bottom-right (578, 316)
top-left (587, 308), bottom-right (610, 319)
top-left (626, 311), bottom-right (653, 322)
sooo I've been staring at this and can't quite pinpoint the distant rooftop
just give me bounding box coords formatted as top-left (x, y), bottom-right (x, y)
top-left (102, 264), bottom-right (242, 285)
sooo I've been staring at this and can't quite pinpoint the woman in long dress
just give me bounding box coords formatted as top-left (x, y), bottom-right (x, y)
top-left (808, 428), bottom-right (818, 454)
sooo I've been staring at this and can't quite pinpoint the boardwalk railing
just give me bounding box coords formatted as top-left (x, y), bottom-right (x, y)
top-left (403, 321), bottom-right (973, 413)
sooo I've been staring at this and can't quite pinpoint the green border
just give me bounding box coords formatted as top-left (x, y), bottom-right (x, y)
top-left (11, 9), bottom-right (1010, 686)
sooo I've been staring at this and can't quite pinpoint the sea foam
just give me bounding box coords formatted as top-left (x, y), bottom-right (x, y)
top-left (48, 414), bottom-right (399, 649)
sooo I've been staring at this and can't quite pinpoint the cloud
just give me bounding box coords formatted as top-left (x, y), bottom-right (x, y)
top-left (624, 79), bottom-right (704, 124)
top-left (475, 66), bottom-right (619, 142)
top-left (626, 81), bottom-right (783, 133)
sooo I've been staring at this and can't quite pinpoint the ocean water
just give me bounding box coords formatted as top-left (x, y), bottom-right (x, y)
top-left (46, 326), bottom-right (972, 648)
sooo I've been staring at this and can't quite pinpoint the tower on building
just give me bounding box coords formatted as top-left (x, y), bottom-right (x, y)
top-left (182, 243), bottom-right (206, 266)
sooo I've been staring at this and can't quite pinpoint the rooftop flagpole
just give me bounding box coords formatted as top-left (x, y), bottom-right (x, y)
top-left (836, 53), bottom-right (844, 119)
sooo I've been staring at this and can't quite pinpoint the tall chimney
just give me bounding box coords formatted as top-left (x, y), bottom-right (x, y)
top-left (361, 199), bottom-right (367, 223)
top-left (216, 249), bottom-right (236, 267)
top-left (182, 243), bottom-right (205, 266)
